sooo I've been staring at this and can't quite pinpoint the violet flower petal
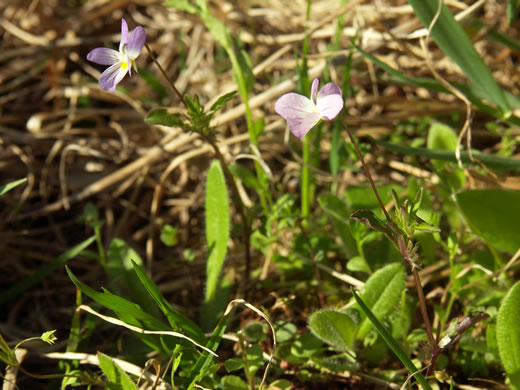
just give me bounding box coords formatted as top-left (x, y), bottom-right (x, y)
top-left (286, 112), bottom-right (321, 138)
top-left (310, 78), bottom-right (319, 104)
top-left (99, 62), bottom-right (128, 92)
top-left (86, 47), bottom-right (120, 65)
top-left (275, 93), bottom-right (317, 120)
top-left (126, 26), bottom-right (146, 59)
top-left (316, 94), bottom-right (344, 120)
top-left (318, 82), bottom-right (342, 98)
top-left (120, 18), bottom-right (129, 51)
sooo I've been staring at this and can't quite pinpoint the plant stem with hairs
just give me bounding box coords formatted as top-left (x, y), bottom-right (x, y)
top-left (147, 43), bottom-right (252, 284)
top-left (342, 118), bottom-right (438, 369)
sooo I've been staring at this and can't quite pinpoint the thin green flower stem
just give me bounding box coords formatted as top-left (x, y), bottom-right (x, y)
top-left (145, 44), bottom-right (187, 109)
top-left (238, 333), bottom-right (255, 390)
top-left (201, 134), bottom-right (252, 285)
top-left (297, 218), bottom-right (326, 306)
top-left (300, 0), bottom-right (313, 219)
top-left (342, 119), bottom-right (438, 360)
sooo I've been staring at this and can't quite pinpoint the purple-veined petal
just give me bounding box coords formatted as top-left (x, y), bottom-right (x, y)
top-left (275, 92), bottom-right (317, 121)
top-left (120, 18), bottom-right (129, 51)
top-left (99, 62), bottom-right (128, 92)
top-left (310, 78), bottom-right (319, 104)
top-left (318, 82), bottom-right (342, 99)
top-left (86, 47), bottom-right (120, 65)
top-left (286, 112), bottom-right (321, 138)
top-left (126, 26), bottom-right (146, 59)
top-left (316, 94), bottom-right (344, 120)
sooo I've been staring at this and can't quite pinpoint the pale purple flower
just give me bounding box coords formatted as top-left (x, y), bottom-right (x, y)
top-left (275, 78), bottom-right (343, 138)
top-left (86, 18), bottom-right (146, 92)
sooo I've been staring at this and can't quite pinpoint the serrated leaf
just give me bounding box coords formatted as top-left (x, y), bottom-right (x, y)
top-left (308, 310), bottom-right (356, 351)
top-left (97, 352), bottom-right (138, 390)
top-left (0, 178), bottom-right (27, 196)
top-left (145, 109), bottom-right (185, 127)
top-left (457, 189), bottom-right (520, 253)
top-left (356, 263), bottom-right (406, 339)
top-left (497, 282), bottom-right (520, 389)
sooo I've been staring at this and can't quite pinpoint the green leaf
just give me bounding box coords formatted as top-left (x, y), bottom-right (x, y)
top-left (221, 375), bottom-right (249, 390)
top-left (355, 263), bottom-right (406, 339)
top-left (160, 224), bottom-right (178, 247)
top-left (352, 289), bottom-right (432, 390)
top-left (308, 310), bottom-right (356, 351)
top-left (224, 357), bottom-right (244, 372)
top-left (0, 236), bottom-right (95, 305)
top-left (497, 282), bottom-right (520, 389)
top-left (243, 321), bottom-right (267, 342)
top-left (97, 352), bottom-right (138, 390)
top-left (203, 160), bottom-right (230, 328)
top-left (274, 321), bottom-right (298, 343)
top-left (0, 178), bottom-right (27, 196)
top-left (229, 163), bottom-right (260, 190)
top-left (65, 267), bottom-right (167, 330)
top-left (427, 123), bottom-right (465, 190)
top-left (130, 260), bottom-right (205, 343)
top-left (318, 193), bottom-right (357, 257)
top-left (407, 0), bottom-right (509, 114)
top-left (145, 109), bottom-right (185, 127)
top-left (457, 189), bottom-right (520, 253)
top-left (210, 91), bottom-right (237, 113)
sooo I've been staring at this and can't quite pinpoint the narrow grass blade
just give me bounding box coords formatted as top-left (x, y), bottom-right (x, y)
top-left (407, 0), bottom-right (509, 114)
top-left (351, 288), bottom-right (432, 390)
top-left (0, 178), bottom-right (27, 196)
top-left (374, 139), bottom-right (520, 171)
top-left (131, 260), bottom-right (205, 343)
top-left (0, 236), bottom-right (96, 304)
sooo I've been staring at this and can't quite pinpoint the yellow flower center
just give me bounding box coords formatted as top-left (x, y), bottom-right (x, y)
top-left (121, 61), bottom-right (128, 70)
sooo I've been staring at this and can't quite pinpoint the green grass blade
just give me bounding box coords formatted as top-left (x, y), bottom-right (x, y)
top-left (0, 178), bottom-right (27, 196)
top-left (0, 236), bottom-right (96, 304)
top-left (374, 139), bottom-right (520, 171)
top-left (65, 267), bottom-right (167, 330)
top-left (351, 289), bottom-right (432, 390)
top-left (407, 0), bottom-right (509, 114)
top-left (130, 260), bottom-right (205, 343)
top-left (497, 282), bottom-right (520, 389)
top-left (355, 45), bottom-right (520, 127)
